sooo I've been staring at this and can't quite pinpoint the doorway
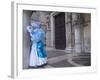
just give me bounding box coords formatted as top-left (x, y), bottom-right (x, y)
top-left (54, 13), bottom-right (66, 50)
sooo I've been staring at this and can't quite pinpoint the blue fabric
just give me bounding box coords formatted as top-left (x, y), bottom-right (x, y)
top-left (27, 21), bottom-right (47, 58)
top-left (37, 41), bottom-right (47, 58)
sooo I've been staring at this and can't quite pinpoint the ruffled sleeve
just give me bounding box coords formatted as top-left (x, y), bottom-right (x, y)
top-left (27, 26), bottom-right (33, 37)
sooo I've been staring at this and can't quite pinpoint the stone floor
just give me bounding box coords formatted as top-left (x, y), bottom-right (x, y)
top-left (28, 49), bottom-right (91, 69)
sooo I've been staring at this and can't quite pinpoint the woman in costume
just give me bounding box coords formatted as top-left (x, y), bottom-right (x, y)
top-left (27, 20), bottom-right (47, 68)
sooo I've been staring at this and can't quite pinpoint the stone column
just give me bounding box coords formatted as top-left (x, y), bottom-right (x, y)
top-left (65, 13), bottom-right (72, 53)
top-left (23, 11), bottom-right (33, 69)
top-left (72, 13), bottom-right (82, 53)
top-left (49, 13), bottom-right (55, 50)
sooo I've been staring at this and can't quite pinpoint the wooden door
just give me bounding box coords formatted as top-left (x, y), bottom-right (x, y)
top-left (54, 13), bottom-right (66, 49)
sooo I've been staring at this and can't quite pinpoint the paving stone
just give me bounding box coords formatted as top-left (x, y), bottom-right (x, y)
top-left (50, 59), bottom-right (75, 67)
top-left (72, 58), bottom-right (91, 66)
top-left (46, 50), bottom-right (67, 58)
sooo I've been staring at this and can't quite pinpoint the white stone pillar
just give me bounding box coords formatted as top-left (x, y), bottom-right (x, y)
top-left (65, 13), bottom-right (72, 53)
top-left (72, 13), bottom-right (82, 53)
top-left (49, 13), bottom-right (55, 50)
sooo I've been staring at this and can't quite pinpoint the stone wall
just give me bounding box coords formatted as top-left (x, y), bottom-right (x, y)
top-left (23, 10), bottom-right (33, 69)
top-left (82, 14), bottom-right (91, 53)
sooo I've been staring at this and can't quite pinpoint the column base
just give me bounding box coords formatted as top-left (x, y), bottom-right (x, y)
top-left (64, 47), bottom-right (75, 53)
top-left (45, 47), bottom-right (55, 51)
top-left (74, 48), bottom-right (82, 53)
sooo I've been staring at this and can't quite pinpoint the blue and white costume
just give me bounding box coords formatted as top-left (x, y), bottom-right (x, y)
top-left (27, 21), bottom-right (47, 67)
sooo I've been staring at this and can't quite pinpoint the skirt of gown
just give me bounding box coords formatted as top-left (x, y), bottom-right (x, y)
top-left (29, 43), bottom-right (47, 67)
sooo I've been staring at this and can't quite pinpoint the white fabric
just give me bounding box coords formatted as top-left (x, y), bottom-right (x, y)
top-left (29, 43), bottom-right (47, 67)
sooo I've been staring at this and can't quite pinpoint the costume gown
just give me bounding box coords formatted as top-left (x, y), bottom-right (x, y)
top-left (27, 22), bottom-right (47, 67)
